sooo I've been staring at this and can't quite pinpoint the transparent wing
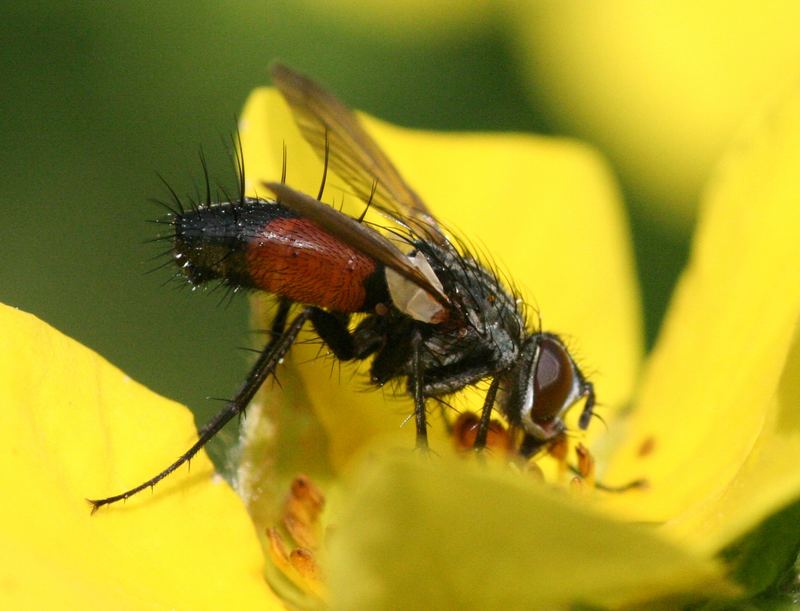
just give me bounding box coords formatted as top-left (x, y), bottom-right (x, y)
top-left (270, 63), bottom-right (448, 246)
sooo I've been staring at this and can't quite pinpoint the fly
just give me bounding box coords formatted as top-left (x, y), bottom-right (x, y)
top-left (88, 64), bottom-right (597, 512)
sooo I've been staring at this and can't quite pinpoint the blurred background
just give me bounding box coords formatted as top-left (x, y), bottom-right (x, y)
top-left (3, 1), bottom-right (799, 461)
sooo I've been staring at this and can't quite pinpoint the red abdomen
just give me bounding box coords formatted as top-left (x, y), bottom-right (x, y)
top-left (246, 216), bottom-right (378, 312)
top-left (173, 200), bottom-right (384, 313)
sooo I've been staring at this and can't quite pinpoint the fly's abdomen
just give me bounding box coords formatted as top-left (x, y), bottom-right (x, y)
top-left (174, 200), bottom-right (385, 312)
top-left (246, 213), bottom-right (385, 312)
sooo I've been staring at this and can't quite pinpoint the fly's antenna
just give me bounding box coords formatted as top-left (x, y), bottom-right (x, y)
top-left (316, 128), bottom-right (330, 201)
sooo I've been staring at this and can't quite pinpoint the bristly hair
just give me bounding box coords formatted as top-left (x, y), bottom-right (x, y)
top-left (145, 135), bottom-right (276, 298)
top-left (368, 209), bottom-right (530, 337)
top-left (394, 217), bottom-right (530, 345)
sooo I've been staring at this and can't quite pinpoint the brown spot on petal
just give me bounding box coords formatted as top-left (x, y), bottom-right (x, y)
top-left (638, 435), bottom-right (656, 458)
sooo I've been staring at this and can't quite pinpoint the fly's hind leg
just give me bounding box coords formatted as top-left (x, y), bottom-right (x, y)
top-left (268, 297), bottom-right (292, 341)
top-left (88, 307), bottom-right (313, 513)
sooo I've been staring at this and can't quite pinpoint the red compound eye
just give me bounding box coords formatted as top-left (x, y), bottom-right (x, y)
top-left (531, 337), bottom-right (574, 424)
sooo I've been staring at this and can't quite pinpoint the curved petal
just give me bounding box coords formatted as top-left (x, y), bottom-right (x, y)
top-left (327, 455), bottom-right (733, 609)
top-left (238, 87), bottom-right (642, 471)
top-left (0, 304), bottom-right (279, 609)
top-left (602, 85), bottom-right (800, 553)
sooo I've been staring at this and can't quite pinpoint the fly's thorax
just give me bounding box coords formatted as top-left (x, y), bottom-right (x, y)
top-left (499, 333), bottom-right (586, 441)
top-left (426, 244), bottom-right (525, 365)
top-left (391, 244), bottom-right (526, 383)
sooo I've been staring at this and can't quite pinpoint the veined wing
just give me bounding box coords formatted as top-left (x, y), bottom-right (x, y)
top-left (270, 62), bottom-right (448, 246)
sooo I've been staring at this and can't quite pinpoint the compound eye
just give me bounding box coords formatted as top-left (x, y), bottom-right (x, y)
top-left (532, 337), bottom-right (575, 424)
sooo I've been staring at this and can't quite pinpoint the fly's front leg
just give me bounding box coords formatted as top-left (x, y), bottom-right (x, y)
top-left (417, 364), bottom-right (497, 452)
top-left (473, 377), bottom-right (501, 451)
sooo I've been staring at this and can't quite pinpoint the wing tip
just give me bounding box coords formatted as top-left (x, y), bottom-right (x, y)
top-left (269, 60), bottom-right (290, 81)
top-left (269, 61), bottom-right (315, 95)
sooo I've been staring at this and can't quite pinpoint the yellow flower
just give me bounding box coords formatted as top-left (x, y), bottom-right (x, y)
top-left (2, 76), bottom-right (798, 608)
top-left (511, 2), bottom-right (800, 227)
top-left (235, 82), bottom-right (800, 606)
top-left (0, 304), bottom-right (280, 609)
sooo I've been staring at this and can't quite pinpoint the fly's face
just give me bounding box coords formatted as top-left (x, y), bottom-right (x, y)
top-left (501, 333), bottom-right (594, 444)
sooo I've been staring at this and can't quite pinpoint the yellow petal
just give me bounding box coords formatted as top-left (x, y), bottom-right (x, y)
top-left (512, 2), bottom-right (800, 226)
top-left (0, 304), bottom-right (278, 609)
top-left (602, 85), bottom-right (800, 553)
top-left (327, 455), bottom-right (733, 609)
top-left (238, 87), bottom-right (642, 471)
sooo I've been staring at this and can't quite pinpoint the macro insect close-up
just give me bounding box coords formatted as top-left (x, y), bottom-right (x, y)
top-left (88, 64), bottom-right (599, 512)
top-left (4, 6), bottom-right (800, 608)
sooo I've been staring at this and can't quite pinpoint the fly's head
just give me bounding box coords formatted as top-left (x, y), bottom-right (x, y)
top-left (501, 333), bottom-right (594, 444)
